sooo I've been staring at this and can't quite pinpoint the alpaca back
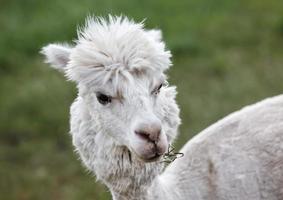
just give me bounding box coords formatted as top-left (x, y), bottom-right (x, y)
top-left (161, 95), bottom-right (283, 200)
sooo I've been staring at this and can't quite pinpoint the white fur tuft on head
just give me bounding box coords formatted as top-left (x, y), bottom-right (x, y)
top-left (74, 16), bottom-right (171, 84)
top-left (41, 16), bottom-right (172, 87)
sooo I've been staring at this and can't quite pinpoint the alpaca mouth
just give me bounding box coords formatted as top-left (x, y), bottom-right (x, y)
top-left (143, 154), bottom-right (162, 162)
top-left (127, 146), bottom-right (163, 163)
top-left (130, 141), bottom-right (167, 163)
top-left (135, 152), bottom-right (162, 163)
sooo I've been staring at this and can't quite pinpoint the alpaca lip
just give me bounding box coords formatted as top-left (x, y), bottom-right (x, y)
top-left (130, 136), bottom-right (168, 163)
top-left (130, 146), bottom-right (163, 163)
top-left (137, 153), bottom-right (162, 163)
top-left (144, 154), bottom-right (162, 162)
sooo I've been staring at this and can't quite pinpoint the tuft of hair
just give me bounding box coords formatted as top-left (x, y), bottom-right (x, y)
top-left (66, 15), bottom-right (172, 86)
top-left (41, 15), bottom-right (172, 88)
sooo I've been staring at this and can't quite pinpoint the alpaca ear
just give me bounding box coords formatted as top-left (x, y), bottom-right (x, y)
top-left (41, 43), bottom-right (72, 72)
top-left (147, 29), bottom-right (162, 41)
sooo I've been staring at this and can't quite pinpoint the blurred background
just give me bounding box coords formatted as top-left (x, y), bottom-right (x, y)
top-left (1, 0), bottom-right (283, 199)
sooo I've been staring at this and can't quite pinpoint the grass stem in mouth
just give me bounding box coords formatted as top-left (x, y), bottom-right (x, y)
top-left (161, 145), bottom-right (184, 164)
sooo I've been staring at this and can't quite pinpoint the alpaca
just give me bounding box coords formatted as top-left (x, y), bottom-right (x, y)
top-left (41, 16), bottom-right (283, 200)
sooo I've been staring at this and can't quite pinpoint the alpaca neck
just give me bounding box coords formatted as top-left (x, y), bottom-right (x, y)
top-left (110, 175), bottom-right (171, 200)
top-left (108, 161), bottom-right (164, 200)
top-left (93, 134), bottom-right (164, 200)
top-left (110, 183), bottom-right (151, 200)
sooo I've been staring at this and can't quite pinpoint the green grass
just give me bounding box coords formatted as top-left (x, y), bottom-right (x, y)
top-left (1, 0), bottom-right (283, 199)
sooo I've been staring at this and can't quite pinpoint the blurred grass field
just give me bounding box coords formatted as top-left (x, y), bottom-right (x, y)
top-left (1, 0), bottom-right (283, 199)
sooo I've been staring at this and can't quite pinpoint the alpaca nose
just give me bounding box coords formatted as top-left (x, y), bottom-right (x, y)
top-left (135, 123), bottom-right (161, 143)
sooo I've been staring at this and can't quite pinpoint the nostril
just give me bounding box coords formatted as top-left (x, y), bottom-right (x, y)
top-left (135, 131), bottom-right (150, 141)
top-left (135, 128), bottom-right (161, 142)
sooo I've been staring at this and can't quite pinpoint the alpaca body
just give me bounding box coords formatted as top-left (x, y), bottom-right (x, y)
top-left (41, 16), bottom-right (283, 200)
top-left (161, 94), bottom-right (283, 200)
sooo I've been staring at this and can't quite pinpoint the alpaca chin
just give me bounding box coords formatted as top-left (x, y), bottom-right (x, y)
top-left (94, 143), bottom-right (165, 199)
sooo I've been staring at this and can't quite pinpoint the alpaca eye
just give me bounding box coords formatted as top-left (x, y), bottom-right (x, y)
top-left (157, 83), bottom-right (163, 91)
top-left (152, 83), bottom-right (163, 95)
top-left (96, 93), bottom-right (112, 105)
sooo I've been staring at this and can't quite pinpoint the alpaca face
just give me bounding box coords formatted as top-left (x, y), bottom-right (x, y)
top-left (80, 72), bottom-right (179, 162)
top-left (41, 16), bottom-right (180, 163)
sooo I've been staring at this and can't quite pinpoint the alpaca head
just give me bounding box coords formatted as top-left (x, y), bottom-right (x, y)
top-left (41, 16), bottom-right (180, 163)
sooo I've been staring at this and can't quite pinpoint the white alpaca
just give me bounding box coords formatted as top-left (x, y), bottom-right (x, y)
top-left (41, 16), bottom-right (283, 200)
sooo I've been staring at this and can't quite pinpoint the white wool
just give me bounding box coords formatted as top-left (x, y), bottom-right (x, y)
top-left (66, 16), bottom-right (171, 88)
top-left (42, 16), bottom-right (283, 200)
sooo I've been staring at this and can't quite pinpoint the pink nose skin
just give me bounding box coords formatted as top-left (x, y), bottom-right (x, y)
top-left (134, 123), bottom-right (167, 161)
top-left (135, 126), bottom-right (161, 143)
